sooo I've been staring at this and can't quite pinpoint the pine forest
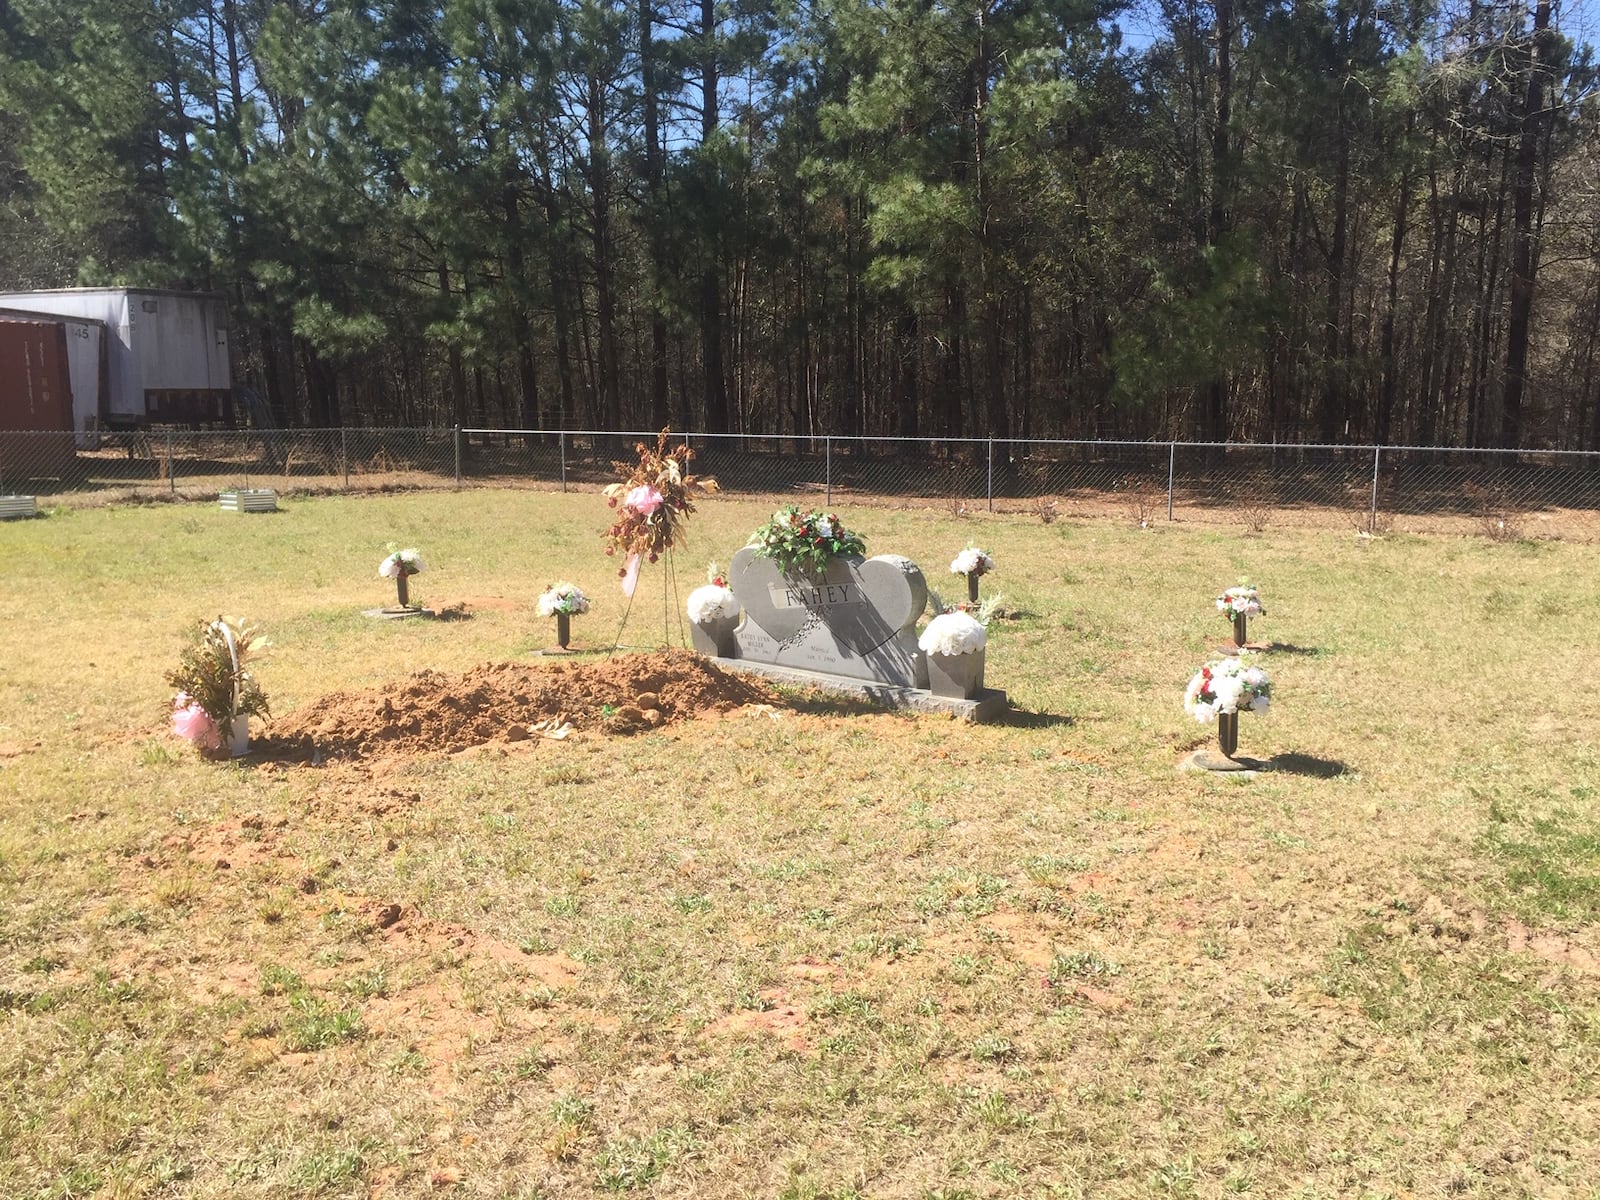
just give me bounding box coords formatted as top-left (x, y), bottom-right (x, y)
top-left (1, 0), bottom-right (1597, 449)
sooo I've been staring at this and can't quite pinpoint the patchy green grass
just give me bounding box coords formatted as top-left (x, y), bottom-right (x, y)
top-left (1483, 792), bottom-right (1600, 923)
top-left (2, 489), bottom-right (1599, 1197)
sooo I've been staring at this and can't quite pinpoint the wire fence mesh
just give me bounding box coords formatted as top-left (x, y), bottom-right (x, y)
top-left (4, 426), bottom-right (1599, 541)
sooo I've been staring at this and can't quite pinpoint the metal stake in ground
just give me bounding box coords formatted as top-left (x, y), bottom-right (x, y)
top-left (611, 552), bottom-right (682, 654)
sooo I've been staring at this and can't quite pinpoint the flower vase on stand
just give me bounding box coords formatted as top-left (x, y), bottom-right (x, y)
top-left (1216, 584), bottom-right (1264, 653)
top-left (1181, 657), bottom-right (1270, 774)
top-left (1216, 711), bottom-right (1239, 758)
top-left (372, 548), bottom-right (430, 619)
top-left (537, 583), bottom-right (590, 655)
top-left (949, 548), bottom-right (994, 612)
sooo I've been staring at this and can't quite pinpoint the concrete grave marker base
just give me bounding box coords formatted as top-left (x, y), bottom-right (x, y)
top-left (363, 607), bottom-right (437, 620)
top-left (1213, 641), bottom-right (1271, 656)
top-left (715, 657), bottom-right (1008, 722)
top-left (1178, 749), bottom-right (1264, 777)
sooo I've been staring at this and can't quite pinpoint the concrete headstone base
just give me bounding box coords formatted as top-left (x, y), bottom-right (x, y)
top-left (1178, 749), bottom-right (1264, 777)
top-left (714, 657), bottom-right (1008, 723)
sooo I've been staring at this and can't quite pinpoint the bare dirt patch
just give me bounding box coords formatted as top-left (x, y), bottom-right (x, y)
top-left (1506, 918), bottom-right (1600, 975)
top-left (701, 989), bottom-right (812, 1053)
top-left (260, 649), bottom-right (780, 761)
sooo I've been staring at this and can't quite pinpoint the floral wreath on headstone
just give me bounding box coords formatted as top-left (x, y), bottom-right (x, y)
top-left (748, 506), bottom-right (866, 576)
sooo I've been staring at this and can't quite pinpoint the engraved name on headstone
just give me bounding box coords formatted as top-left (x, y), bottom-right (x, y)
top-left (724, 545), bottom-right (928, 687)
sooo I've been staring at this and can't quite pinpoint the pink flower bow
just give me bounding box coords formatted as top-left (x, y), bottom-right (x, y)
top-left (172, 700), bottom-right (222, 751)
top-left (625, 485), bottom-right (664, 516)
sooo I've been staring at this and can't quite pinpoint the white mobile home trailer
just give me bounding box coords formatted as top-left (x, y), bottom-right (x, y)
top-left (0, 288), bottom-right (232, 429)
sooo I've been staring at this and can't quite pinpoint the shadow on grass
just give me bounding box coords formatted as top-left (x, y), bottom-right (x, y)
top-left (1266, 752), bottom-right (1350, 778)
top-left (1001, 708), bottom-right (1075, 730)
top-left (243, 736), bottom-right (323, 767)
top-left (773, 688), bottom-right (892, 719)
top-left (1262, 642), bottom-right (1321, 656)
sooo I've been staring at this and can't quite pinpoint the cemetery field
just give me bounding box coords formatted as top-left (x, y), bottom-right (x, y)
top-left (3, 490), bottom-right (1600, 1200)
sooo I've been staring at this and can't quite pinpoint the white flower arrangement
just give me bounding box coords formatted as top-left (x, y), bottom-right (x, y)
top-left (1184, 657), bottom-right (1271, 723)
top-left (950, 547), bottom-right (995, 577)
top-left (686, 584), bottom-right (740, 625)
top-left (919, 610), bottom-right (987, 657)
top-left (379, 548), bottom-right (426, 578)
top-left (1216, 584), bottom-right (1263, 620)
top-left (536, 582), bottom-right (590, 617)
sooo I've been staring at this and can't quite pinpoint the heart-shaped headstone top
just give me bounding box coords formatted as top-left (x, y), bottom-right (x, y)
top-left (728, 546), bottom-right (927, 657)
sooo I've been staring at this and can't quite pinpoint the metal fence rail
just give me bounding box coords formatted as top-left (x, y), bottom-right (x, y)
top-left (3, 427), bottom-right (1598, 541)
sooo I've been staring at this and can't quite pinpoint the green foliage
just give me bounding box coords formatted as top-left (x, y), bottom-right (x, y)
top-left (1482, 795), bottom-right (1600, 922)
top-left (164, 617), bottom-right (270, 727)
top-left (750, 506), bottom-right (866, 576)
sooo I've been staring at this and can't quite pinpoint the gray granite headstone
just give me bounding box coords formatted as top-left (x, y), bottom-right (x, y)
top-left (725, 546), bottom-right (928, 687)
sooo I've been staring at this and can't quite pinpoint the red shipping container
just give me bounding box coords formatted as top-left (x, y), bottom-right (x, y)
top-left (0, 318), bottom-right (76, 477)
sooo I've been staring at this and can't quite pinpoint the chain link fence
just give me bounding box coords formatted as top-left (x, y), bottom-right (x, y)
top-left (4, 426), bottom-right (1599, 541)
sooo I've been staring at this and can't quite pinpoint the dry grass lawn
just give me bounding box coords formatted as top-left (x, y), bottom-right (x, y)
top-left (2, 489), bottom-right (1598, 1199)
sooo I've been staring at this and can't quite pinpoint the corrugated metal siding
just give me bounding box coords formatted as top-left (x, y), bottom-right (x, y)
top-left (0, 307), bottom-right (105, 434)
top-left (0, 320), bottom-right (74, 430)
top-left (0, 319), bottom-right (76, 475)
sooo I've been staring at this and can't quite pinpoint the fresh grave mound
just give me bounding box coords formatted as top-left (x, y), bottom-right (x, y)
top-left (265, 649), bottom-right (779, 760)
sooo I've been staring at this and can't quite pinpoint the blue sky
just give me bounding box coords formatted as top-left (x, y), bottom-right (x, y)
top-left (1113, 0), bottom-right (1600, 56)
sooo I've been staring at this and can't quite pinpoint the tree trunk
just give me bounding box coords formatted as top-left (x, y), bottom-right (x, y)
top-left (895, 306), bottom-right (919, 439)
top-left (640, 0), bottom-right (670, 428)
top-left (586, 71), bottom-right (621, 434)
top-left (1377, 160), bottom-right (1411, 447)
top-left (1502, 0), bottom-right (1553, 451)
top-left (700, 0), bottom-right (729, 433)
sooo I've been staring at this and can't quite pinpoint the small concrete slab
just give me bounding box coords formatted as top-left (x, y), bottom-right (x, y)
top-left (362, 607), bottom-right (437, 620)
top-left (1178, 749), bottom-right (1265, 777)
top-left (714, 656), bottom-right (1008, 722)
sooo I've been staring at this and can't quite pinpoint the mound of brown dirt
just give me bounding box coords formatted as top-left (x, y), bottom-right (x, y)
top-left (261, 649), bottom-right (778, 761)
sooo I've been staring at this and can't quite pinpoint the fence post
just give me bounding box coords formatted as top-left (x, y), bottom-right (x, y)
top-left (1167, 441), bottom-right (1176, 521)
top-left (987, 439), bottom-right (994, 512)
top-left (559, 430), bottom-right (567, 494)
top-left (1369, 444), bottom-right (1381, 531)
top-left (825, 436), bottom-right (832, 506)
top-left (453, 425), bottom-right (462, 486)
top-left (341, 427), bottom-right (349, 489)
top-left (167, 429), bottom-right (176, 495)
